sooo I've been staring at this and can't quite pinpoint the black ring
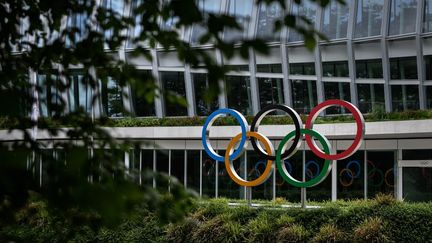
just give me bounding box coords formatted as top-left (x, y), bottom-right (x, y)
top-left (250, 104), bottom-right (302, 161)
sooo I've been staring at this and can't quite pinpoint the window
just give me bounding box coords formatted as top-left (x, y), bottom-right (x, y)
top-left (357, 84), bottom-right (385, 113)
top-left (127, 0), bottom-right (143, 48)
top-left (337, 151), bottom-right (365, 199)
top-left (192, 73), bottom-right (219, 116)
top-left (101, 0), bottom-right (124, 47)
top-left (256, 2), bottom-right (283, 42)
top-left (291, 79), bottom-right (318, 114)
top-left (171, 150), bottom-right (184, 186)
top-left (160, 72), bottom-right (188, 116)
top-left (190, 0), bottom-right (220, 44)
top-left (186, 150), bottom-right (201, 193)
top-left (425, 55), bottom-right (432, 80)
top-left (226, 76), bottom-right (252, 115)
top-left (389, 0), bottom-right (417, 36)
top-left (391, 84), bottom-right (420, 111)
top-left (218, 151), bottom-right (244, 199)
top-left (224, 0), bottom-right (253, 42)
top-left (38, 74), bottom-right (62, 117)
top-left (355, 0), bottom-right (384, 38)
top-left (289, 63), bottom-right (315, 76)
top-left (390, 57), bottom-right (417, 79)
top-left (322, 2), bottom-right (349, 39)
top-left (256, 64), bottom-right (282, 73)
top-left (130, 71), bottom-right (156, 117)
top-left (68, 72), bottom-right (93, 114)
top-left (156, 150), bottom-right (169, 192)
top-left (288, 1), bottom-right (317, 42)
top-left (258, 78), bottom-right (284, 108)
top-left (323, 82), bottom-right (351, 114)
top-left (356, 59), bottom-right (383, 79)
top-left (101, 77), bottom-right (124, 117)
top-left (367, 151), bottom-right (395, 198)
top-left (322, 61), bottom-right (349, 77)
top-left (202, 152), bottom-right (216, 197)
top-left (427, 86), bottom-right (432, 109)
top-left (424, 0), bottom-right (432, 32)
top-left (66, 3), bottom-right (88, 46)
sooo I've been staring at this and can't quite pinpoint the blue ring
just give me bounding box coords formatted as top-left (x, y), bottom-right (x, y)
top-left (305, 160), bottom-right (320, 179)
top-left (346, 160), bottom-right (361, 179)
top-left (202, 108), bottom-right (248, 162)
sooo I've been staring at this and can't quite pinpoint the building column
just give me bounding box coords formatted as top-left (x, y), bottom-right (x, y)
top-left (247, 4), bottom-right (260, 114)
top-left (416, 0), bottom-right (426, 110)
top-left (347, 0), bottom-right (358, 106)
top-left (381, 0), bottom-right (392, 112)
top-left (314, 6), bottom-right (325, 104)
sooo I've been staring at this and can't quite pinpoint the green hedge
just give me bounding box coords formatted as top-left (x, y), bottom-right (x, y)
top-left (1, 195), bottom-right (432, 242)
top-left (1, 109), bottom-right (432, 129)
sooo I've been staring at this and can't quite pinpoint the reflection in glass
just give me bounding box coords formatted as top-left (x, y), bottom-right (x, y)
top-left (202, 152), bottom-right (215, 197)
top-left (389, 0), bottom-right (417, 35)
top-left (288, 1), bottom-right (317, 42)
top-left (275, 152), bottom-right (301, 202)
top-left (305, 151), bottom-right (331, 201)
top-left (258, 78), bottom-right (284, 109)
top-left (322, 61), bottom-right (349, 77)
top-left (337, 151), bottom-right (364, 200)
top-left (424, 0), bottom-right (432, 32)
top-left (357, 84), bottom-right (385, 113)
top-left (403, 168), bottom-right (432, 202)
top-left (391, 85), bottom-right (420, 111)
top-left (190, 0), bottom-right (220, 44)
top-left (38, 74), bottom-right (62, 117)
top-left (390, 57), bottom-right (418, 79)
top-left (187, 150), bottom-right (201, 193)
top-left (127, 0), bottom-right (143, 48)
top-left (356, 59), bottom-right (383, 79)
top-left (226, 75), bottom-right (252, 115)
top-left (323, 82), bottom-right (351, 114)
top-left (171, 150), bottom-right (184, 186)
top-left (322, 2), bottom-right (349, 39)
top-left (192, 73), bottom-right (219, 116)
top-left (101, 77), bottom-right (124, 117)
top-left (140, 150), bottom-right (154, 186)
top-left (219, 150), bottom-right (244, 199)
top-left (224, 0), bottom-right (253, 42)
top-left (160, 72), bottom-right (187, 116)
top-left (367, 151), bottom-right (395, 198)
top-left (102, 0), bottom-right (124, 45)
top-left (355, 0), bottom-right (384, 38)
top-left (68, 73), bottom-right (93, 114)
top-left (248, 151), bottom-right (273, 200)
top-left (291, 79), bottom-right (317, 114)
top-left (427, 86), bottom-right (432, 109)
top-left (66, 6), bottom-right (88, 46)
top-left (289, 63), bottom-right (316, 75)
top-left (256, 2), bottom-right (283, 42)
top-left (425, 55), bottom-right (432, 80)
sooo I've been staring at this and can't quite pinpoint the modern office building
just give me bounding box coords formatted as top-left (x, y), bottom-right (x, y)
top-left (2, 0), bottom-right (432, 202)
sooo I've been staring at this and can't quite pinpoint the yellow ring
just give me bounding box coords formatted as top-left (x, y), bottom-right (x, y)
top-left (225, 132), bottom-right (274, 187)
top-left (339, 168), bottom-right (354, 187)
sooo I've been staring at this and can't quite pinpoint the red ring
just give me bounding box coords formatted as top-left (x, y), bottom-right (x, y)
top-left (305, 99), bottom-right (365, 160)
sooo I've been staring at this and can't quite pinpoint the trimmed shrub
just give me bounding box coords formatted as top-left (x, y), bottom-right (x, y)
top-left (277, 224), bottom-right (309, 243)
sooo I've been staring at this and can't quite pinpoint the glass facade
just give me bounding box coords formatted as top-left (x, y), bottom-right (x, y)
top-left (225, 75), bottom-right (252, 115)
top-left (357, 83), bottom-right (385, 113)
top-left (322, 2), bottom-right (349, 39)
top-left (391, 84), bottom-right (420, 111)
top-left (355, 0), bottom-right (384, 38)
top-left (256, 2), bottom-right (283, 42)
top-left (291, 79), bottom-right (317, 114)
top-left (224, 0), bottom-right (253, 42)
top-left (390, 57), bottom-right (418, 79)
top-left (389, 0), bottom-right (418, 36)
top-left (337, 151), bottom-right (365, 200)
top-left (322, 61), bottom-right (349, 77)
top-left (425, 55), bottom-right (432, 80)
top-left (160, 72), bottom-right (188, 116)
top-left (192, 73), bottom-right (219, 116)
top-left (190, 0), bottom-right (220, 44)
top-left (258, 77), bottom-right (284, 108)
top-left (288, 1), bottom-right (317, 42)
top-left (68, 72), bottom-right (93, 114)
top-left (323, 82), bottom-right (351, 114)
top-left (424, 0), bottom-right (432, 32)
top-left (256, 64), bottom-right (282, 73)
top-left (38, 74), bottom-right (62, 117)
top-left (427, 86), bottom-right (432, 108)
top-left (356, 59), bottom-right (383, 79)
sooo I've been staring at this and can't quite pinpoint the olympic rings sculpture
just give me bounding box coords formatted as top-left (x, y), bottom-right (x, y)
top-left (202, 99), bottom-right (365, 188)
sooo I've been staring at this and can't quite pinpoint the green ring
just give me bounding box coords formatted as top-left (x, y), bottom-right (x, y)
top-left (276, 129), bottom-right (332, 188)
